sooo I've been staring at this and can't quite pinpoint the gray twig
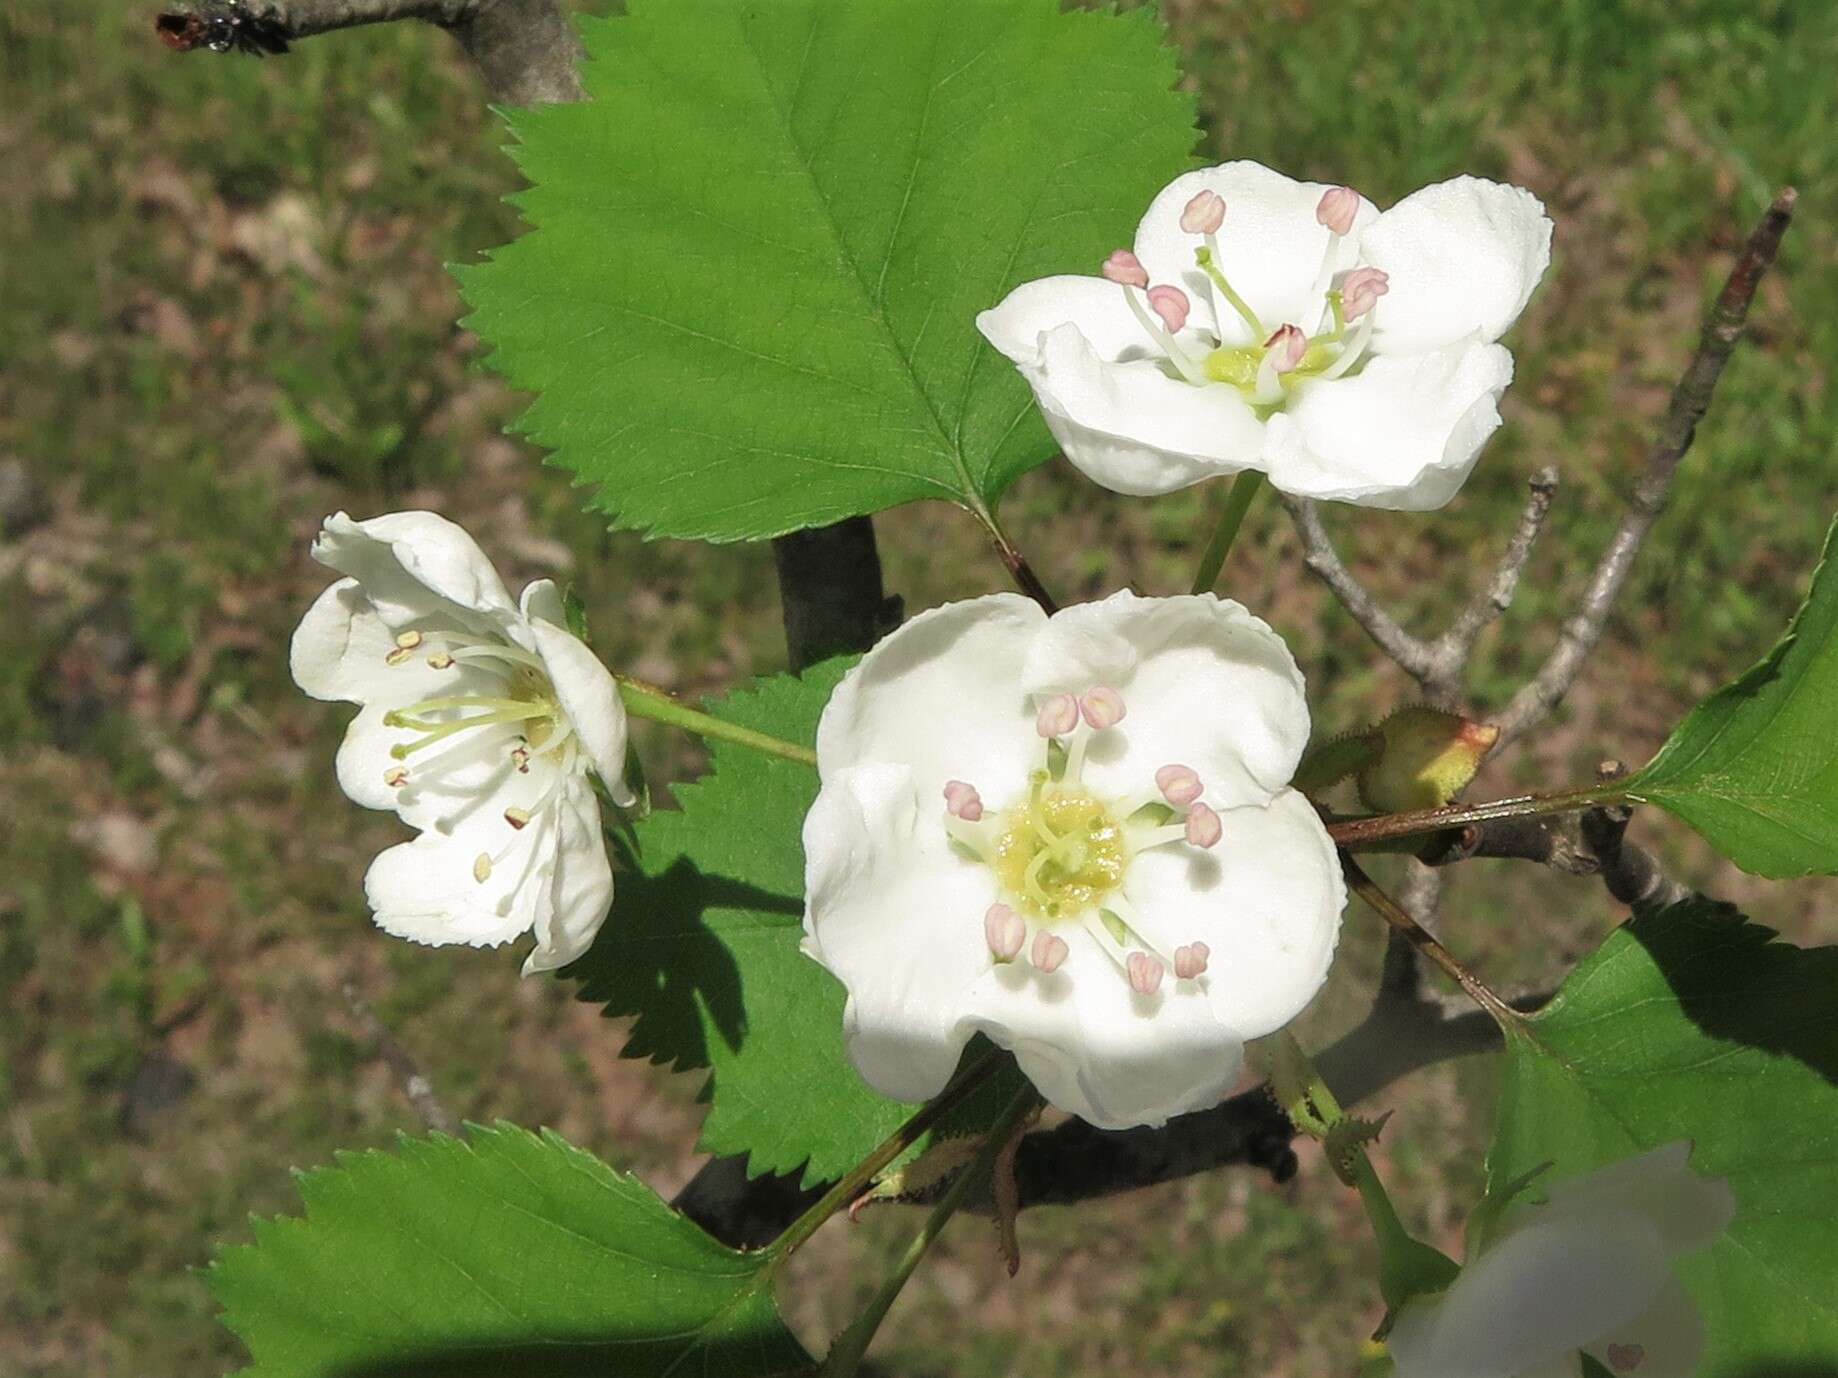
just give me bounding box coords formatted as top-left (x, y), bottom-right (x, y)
top-left (342, 981), bottom-right (460, 1136)
top-left (1494, 188), bottom-right (1798, 745)
top-left (1579, 761), bottom-right (1690, 912)
top-left (1281, 493), bottom-right (1439, 681)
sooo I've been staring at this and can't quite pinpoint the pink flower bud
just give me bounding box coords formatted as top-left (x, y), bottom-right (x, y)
top-left (985, 903), bottom-right (1026, 961)
top-left (1174, 941), bottom-right (1211, 980)
top-left (1264, 324), bottom-right (1307, 374)
top-left (1316, 185), bottom-right (1360, 236)
top-left (1126, 951), bottom-right (1165, 996)
top-left (1079, 686), bottom-right (1127, 731)
top-left (1101, 249), bottom-right (1150, 289)
top-left (1035, 692), bottom-right (1080, 739)
top-left (1341, 266), bottom-right (1391, 321)
top-left (1185, 802), bottom-right (1223, 849)
top-left (1179, 188), bottom-right (1226, 235)
top-left (1146, 284), bottom-right (1190, 334)
top-left (943, 780), bottom-right (984, 821)
top-left (1031, 929), bottom-right (1069, 974)
top-left (1154, 764), bottom-right (1203, 807)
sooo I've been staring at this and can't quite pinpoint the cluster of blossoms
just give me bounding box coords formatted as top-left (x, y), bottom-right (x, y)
top-left (979, 161), bottom-right (1552, 509)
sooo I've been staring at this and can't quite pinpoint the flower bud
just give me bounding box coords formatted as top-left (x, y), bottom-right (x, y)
top-left (1145, 284), bottom-right (1191, 334)
top-left (1356, 705), bottom-right (1501, 813)
top-left (1079, 686), bottom-right (1127, 730)
top-left (1316, 185), bottom-right (1360, 236)
top-left (1341, 266), bottom-right (1390, 321)
top-left (1264, 324), bottom-right (1307, 373)
top-left (1180, 188), bottom-right (1226, 235)
top-left (1101, 249), bottom-right (1150, 289)
top-left (1155, 763), bottom-right (1204, 806)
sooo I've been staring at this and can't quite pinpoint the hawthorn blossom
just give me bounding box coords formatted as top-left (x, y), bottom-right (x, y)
top-left (1389, 1143), bottom-right (1735, 1378)
top-left (978, 162), bottom-right (1553, 509)
top-left (290, 511), bottom-right (633, 974)
top-left (801, 590), bottom-right (1344, 1130)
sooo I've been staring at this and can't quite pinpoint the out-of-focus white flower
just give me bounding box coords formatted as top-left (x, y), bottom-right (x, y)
top-left (801, 590), bottom-right (1344, 1130)
top-left (978, 162), bottom-right (1552, 510)
top-left (290, 511), bottom-right (633, 974)
top-left (1389, 1143), bottom-right (1735, 1378)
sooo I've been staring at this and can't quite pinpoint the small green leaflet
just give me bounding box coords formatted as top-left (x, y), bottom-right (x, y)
top-left (208, 1124), bottom-right (812, 1378)
top-left (570, 661), bottom-right (1017, 1186)
top-left (458, 0), bottom-right (1199, 542)
top-left (1626, 515), bottom-right (1838, 877)
top-left (1486, 898), bottom-right (1838, 1375)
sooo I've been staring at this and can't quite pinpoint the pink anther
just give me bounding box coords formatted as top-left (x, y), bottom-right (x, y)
top-left (1180, 188), bottom-right (1226, 235)
top-left (1101, 249), bottom-right (1150, 289)
top-left (1315, 185), bottom-right (1360, 236)
top-left (943, 780), bottom-right (984, 821)
top-left (1155, 764), bottom-right (1203, 807)
top-left (1184, 802), bottom-right (1223, 849)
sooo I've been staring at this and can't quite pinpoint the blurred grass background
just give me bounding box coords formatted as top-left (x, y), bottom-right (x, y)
top-left (2, 0), bottom-right (1834, 1372)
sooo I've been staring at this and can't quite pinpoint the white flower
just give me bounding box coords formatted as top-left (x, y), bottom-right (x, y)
top-left (290, 511), bottom-right (634, 975)
top-left (801, 590), bottom-right (1344, 1130)
top-left (977, 162), bottom-right (1553, 510)
top-left (1389, 1143), bottom-right (1735, 1378)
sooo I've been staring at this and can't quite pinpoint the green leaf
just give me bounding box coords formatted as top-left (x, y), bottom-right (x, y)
top-left (1487, 898), bottom-right (1838, 1375)
top-left (1626, 516), bottom-right (1838, 877)
top-left (571, 661), bottom-right (1015, 1185)
top-left (208, 1123), bottom-right (812, 1378)
top-left (458, 0), bottom-right (1198, 542)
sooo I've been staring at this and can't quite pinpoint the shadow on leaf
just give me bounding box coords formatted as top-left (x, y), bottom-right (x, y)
top-left (333, 1330), bottom-right (811, 1378)
top-left (1629, 899), bottom-right (1838, 1088)
top-left (566, 854), bottom-right (801, 1070)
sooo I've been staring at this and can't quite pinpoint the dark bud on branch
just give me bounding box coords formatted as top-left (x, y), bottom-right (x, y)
top-left (156, 2), bottom-right (291, 56)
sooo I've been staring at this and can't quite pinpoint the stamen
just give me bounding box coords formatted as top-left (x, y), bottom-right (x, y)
top-left (1146, 284), bottom-right (1190, 334)
top-left (1174, 941), bottom-right (1211, 980)
top-left (1079, 686), bottom-right (1126, 731)
top-left (1196, 237), bottom-right (1266, 339)
top-left (943, 780), bottom-right (984, 821)
top-left (985, 903), bottom-right (1026, 962)
top-left (1155, 764), bottom-right (1203, 807)
top-left (473, 852), bottom-right (493, 883)
top-left (1317, 309), bottom-right (1376, 381)
top-left (1340, 266), bottom-right (1390, 321)
top-left (395, 630), bottom-right (424, 650)
top-left (1101, 249), bottom-right (1149, 288)
top-left (385, 703), bottom-right (556, 759)
top-left (1126, 951), bottom-right (1165, 996)
top-left (1184, 803), bottom-right (1223, 849)
top-left (1315, 185), bottom-right (1359, 237)
top-left (1180, 189), bottom-right (1225, 235)
top-left (1036, 693), bottom-right (1080, 739)
top-left (383, 766), bottom-right (408, 788)
top-left (1121, 286), bottom-right (1209, 386)
top-left (511, 744), bottom-right (532, 773)
top-left (1030, 929), bottom-right (1069, 974)
top-left (427, 652), bottom-right (456, 670)
top-left (385, 646), bottom-right (414, 667)
top-left (504, 806), bottom-right (531, 830)
top-left (1265, 325), bottom-right (1307, 373)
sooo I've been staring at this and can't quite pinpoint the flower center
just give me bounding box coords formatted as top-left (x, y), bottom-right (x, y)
top-left (943, 688), bottom-right (1222, 995)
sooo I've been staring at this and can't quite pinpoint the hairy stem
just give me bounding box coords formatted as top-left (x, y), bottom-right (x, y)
top-left (617, 678), bottom-right (818, 767)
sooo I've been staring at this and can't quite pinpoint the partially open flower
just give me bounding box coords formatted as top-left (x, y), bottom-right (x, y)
top-left (977, 161), bottom-right (1552, 509)
top-left (1389, 1143), bottom-right (1734, 1378)
top-left (801, 590), bottom-right (1344, 1130)
top-left (290, 511), bottom-right (633, 975)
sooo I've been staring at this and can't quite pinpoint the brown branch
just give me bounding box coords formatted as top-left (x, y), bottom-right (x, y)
top-left (1281, 494), bottom-right (1439, 680)
top-left (1495, 188), bottom-right (1798, 745)
top-left (342, 980), bottom-right (459, 1136)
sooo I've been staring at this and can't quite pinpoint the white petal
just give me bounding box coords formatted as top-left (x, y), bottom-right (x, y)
top-left (290, 579), bottom-right (391, 703)
top-left (1263, 340), bottom-right (1514, 511)
top-left (802, 763), bottom-right (999, 1103)
top-left (311, 510), bottom-right (520, 630)
top-left (977, 274), bottom-right (1155, 364)
top-left (528, 615), bottom-right (634, 807)
top-left (960, 921), bottom-right (1245, 1129)
top-left (1540, 1142), bottom-right (1735, 1256)
top-left (1581, 1275), bottom-right (1706, 1378)
top-left (522, 776), bottom-right (615, 975)
top-left (1360, 176), bottom-right (1553, 355)
top-left (1122, 790), bottom-right (1342, 1039)
top-left (1021, 590), bottom-right (1312, 810)
top-left (1135, 162), bottom-right (1378, 346)
top-left (815, 595), bottom-right (1045, 807)
top-left (519, 577), bottom-right (568, 628)
top-left (1024, 323), bottom-right (1266, 497)
top-left (1388, 1212), bottom-right (1672, 1378)
top-left (364, 828), bottom-right (542, 950)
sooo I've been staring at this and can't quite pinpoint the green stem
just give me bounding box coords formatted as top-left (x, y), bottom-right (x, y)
top-left (1189, 470), bottom-right (1267, 595)
top-left (820, 1087), bottom-right (1039, 1378)
top-left (617, 678), bottom-right (818, 767)
top-left (767, 1049), bottom-right (1007, 1262)
top-left (1325, 782), bottom-right (1626, 849)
